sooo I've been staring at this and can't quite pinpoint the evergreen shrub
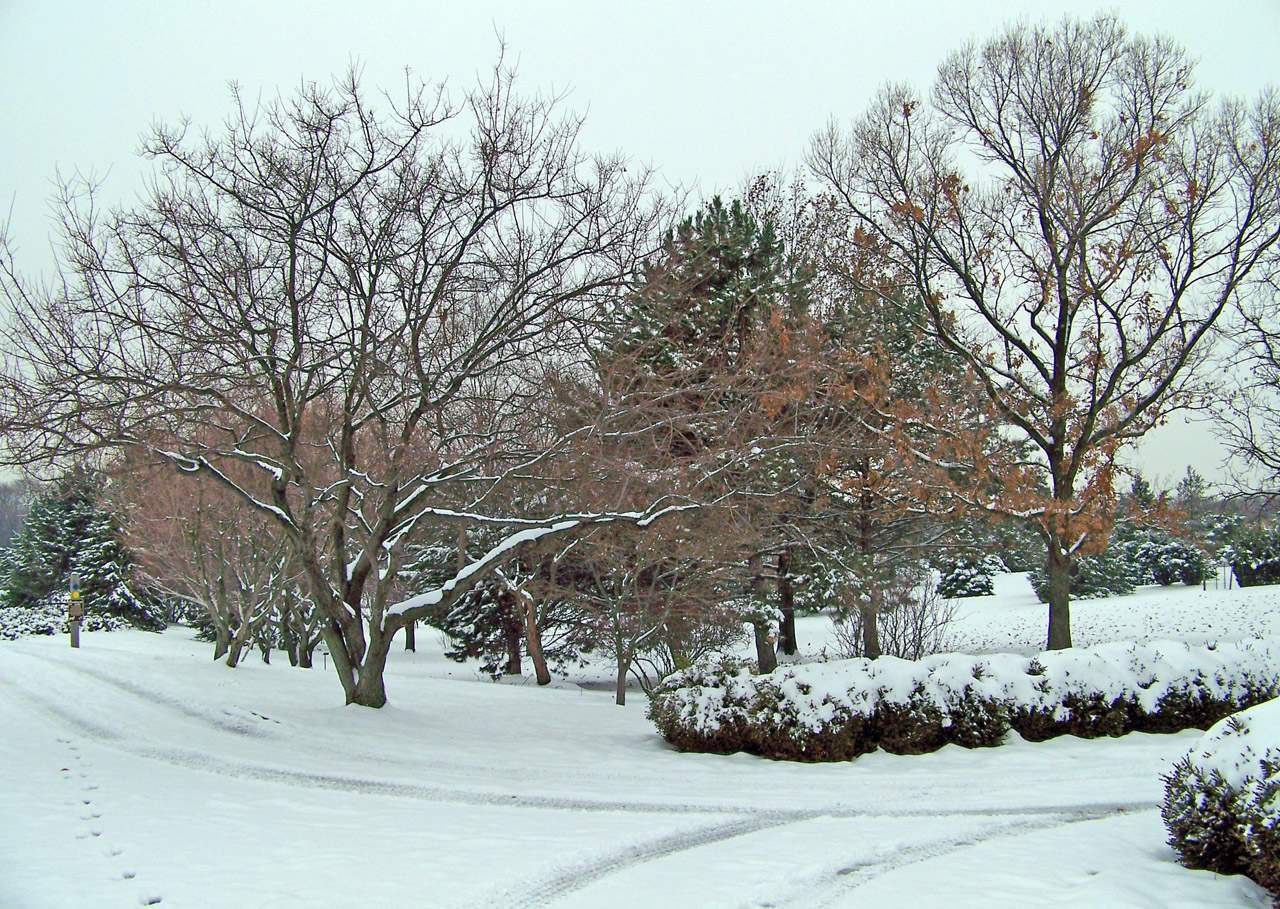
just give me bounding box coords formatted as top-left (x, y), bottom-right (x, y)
top-left (1028, 550), bottom-right (1135, 602)
top-left (650, 640), bottom-right (1280, 762)
top-left (1226, 526), bottom-right (1280, 588)
top-left (938, 555), bottom-right (1006, 599)
top-left (1163, 699), bottom-right (1280, 902)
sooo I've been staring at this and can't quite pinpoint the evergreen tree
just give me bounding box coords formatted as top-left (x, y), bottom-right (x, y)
top-left (0, 469), bottom-right (164, 630)
top-left (595, 194), bottom-right (801, 672)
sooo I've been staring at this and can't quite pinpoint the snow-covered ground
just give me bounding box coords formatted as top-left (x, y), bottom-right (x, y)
top-left (1, 572), bottom-right (1276, 908)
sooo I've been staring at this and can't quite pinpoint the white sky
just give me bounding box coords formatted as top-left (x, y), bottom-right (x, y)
top-left (2, 0), bottom-right (1278, 487)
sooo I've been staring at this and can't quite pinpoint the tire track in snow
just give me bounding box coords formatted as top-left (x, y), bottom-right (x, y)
top-left (477, 805), bottom-right (1144, 908)
top-left (474, 813), bottom-right (804, 909)
top-left (793, 809), bottom-right (1137, 909)
top-left (5, 648), bottom-right (266, 737)
top-left (0, 666), bottom-right (1157, 820)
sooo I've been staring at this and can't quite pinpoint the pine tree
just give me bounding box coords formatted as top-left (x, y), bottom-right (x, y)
top-left (0, 469), bottom-right (164, 630)
top-left (595, 194), bottom-right (800, 673)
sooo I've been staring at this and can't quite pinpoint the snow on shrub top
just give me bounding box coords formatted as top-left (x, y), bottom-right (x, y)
top-left (1181, 697), bottom-right (1280, 794)
top-left (656, 639), bottom-right (1280, 735)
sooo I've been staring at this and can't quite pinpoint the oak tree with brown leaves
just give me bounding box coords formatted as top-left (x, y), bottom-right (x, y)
top-left (811, 15), bottom-right (1280, 649)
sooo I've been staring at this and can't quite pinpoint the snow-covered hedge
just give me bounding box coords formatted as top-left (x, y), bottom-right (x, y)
top-left (0, 600), bottom-right (131, 641)
top-left (1163, 697), bottom-right (1280, 900)
top-left (648, 640), bottom-right (1280, 761)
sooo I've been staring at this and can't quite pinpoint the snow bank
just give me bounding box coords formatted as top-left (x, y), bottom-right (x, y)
top-left (649, 640), bottom-right (1280, 761)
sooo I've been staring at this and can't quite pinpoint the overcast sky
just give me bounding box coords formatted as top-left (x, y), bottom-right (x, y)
top-left (2, 0), bottom-right (1278, 487)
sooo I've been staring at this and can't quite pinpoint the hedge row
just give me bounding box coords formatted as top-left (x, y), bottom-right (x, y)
top-left (1163, 698), bottom-right (1280, 902)
top-left (647, 640), bottom-right (1280, 762)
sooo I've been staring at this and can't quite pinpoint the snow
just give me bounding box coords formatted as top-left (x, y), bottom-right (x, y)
top-left (2, 573), bottom-right (1277, 907)
top-left (1185, 696), bottom-right (1280, 795)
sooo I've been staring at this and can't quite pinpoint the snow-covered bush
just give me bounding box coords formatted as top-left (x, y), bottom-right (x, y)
top-left (1226, 526), bottom-right (1280, 588)
top-left (938, 555), bottom-right (1006, 599)
top-left (1163, 698), bottom-right (1280, 900)
top-left (1149, 540), bottom-right (1209, 586)
top-left (1029, 550), bottom-right (1136, 602)
top-left (0, 597), bottom-right (131, 641)
top-left (1116, 528), bottom-right (1209, 586)
top-left (649, 640), bottom-right (1280, 761)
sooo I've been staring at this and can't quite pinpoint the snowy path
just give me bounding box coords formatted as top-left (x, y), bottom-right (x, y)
top-left (0, 617), bottom-right (1272, 907)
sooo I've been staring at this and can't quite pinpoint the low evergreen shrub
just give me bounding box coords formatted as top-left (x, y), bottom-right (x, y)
top-left (1163, 698), bottom-right (1280, 902)
top-left (938, 555), bottom-right (1006, 599)
top-left (650, 640), bottom-right (1280, 762)
top-left (1029, 551), bottom-right (1136, 602)
top-left (1226, 526), bottom-right (1280, 588)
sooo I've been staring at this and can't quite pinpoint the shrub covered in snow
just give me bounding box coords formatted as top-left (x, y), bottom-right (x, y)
top-left (1116, 529), bottom-right (1209, 587)
top-left (1163, 697), bottom-right (1280, 900)
top-left (1028, 551), bottom-right (1136, 602)
top-left (0, 596), bottom-right (131, 641)
top-left (938, 555), bottom-right (1006, 599)
top-left (1149, 540), bottom-right (1208, 586)
top-left (1226, 525), bottom-right (1280, 589)
top-left (649, 640), bottom-right (1280, 761)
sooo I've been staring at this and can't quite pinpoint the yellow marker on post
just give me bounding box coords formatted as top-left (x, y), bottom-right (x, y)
top-left (68, 573), bottom-right (82, 649)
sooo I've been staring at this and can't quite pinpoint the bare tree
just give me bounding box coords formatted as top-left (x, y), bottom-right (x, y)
top-left (0, 61), bottom-right (670, 706)
top-left (810, 15), bottom-right (1280, 649)
top-left (1217, 274), bottom-right (1280, 497)
top-left (118, 459), bottom-right (303, 666)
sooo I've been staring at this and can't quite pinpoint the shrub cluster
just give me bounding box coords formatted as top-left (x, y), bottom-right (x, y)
top-left (0, 598), bottom-right (131, 641)
top-left (1118, 531), bottom-right (1209, 586)
top-left (648, 640), bottom-right (1280, 762)
top-left (1163, 698), bottom-right (1280, 902)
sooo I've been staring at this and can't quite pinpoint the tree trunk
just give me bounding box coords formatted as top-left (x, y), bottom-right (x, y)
top-left (322, 622), bottom-right (358, 702)
top-left (348, 633), bottom-right (391, 708)
top-left (1045, 542), bottom-right (1073, 650)
top-left (777, 548), bottom-right (797, 656)
top-left (859, 598), bottom-right (881, 660)
top-left (753, 621), bottom-right (777, 674)
top-left (749, 553), bottom-right (777, 673)
top-left (225, 611), bottom-right (252, 668)
top-left (404, 620), bottom-right (416, 653)
top-left (615, 655), bottom-right (628, 706)
top-left (502, 600), bottom-right (523, 676)
top-left (281, 615), bottom-right (300, 667)
top-left (213, 623), bottom-right (231, 661)
top-left (523, 593), bottom-right (551, 686)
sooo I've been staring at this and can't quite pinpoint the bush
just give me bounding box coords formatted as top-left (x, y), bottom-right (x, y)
top-left (1147, 540), bottom-right (1208, 586)
top-left (1163, 698), bottom-right (1280, 901)
top-left (938, 555), bottom-right (1006, 599)
top-left (832, 574), bottom-right (957, 661)
top-left (1029, 550), bottom-right (1135, 602)
top-left (1226, 526), bottom-right (1280, 588)
top-left (650, 639), bottom-right (1280, 762)
top-left (0, 597), bottom-right (131, 640)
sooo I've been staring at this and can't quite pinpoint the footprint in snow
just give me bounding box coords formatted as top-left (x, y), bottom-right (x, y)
top-left (138, 892), bottom-right (162, 905)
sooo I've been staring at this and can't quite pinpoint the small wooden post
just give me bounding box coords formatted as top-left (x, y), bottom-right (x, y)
top-left (68, 573), bottom-right (83, 649)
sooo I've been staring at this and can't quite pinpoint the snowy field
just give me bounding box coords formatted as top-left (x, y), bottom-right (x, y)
top-left (1, 572), bottom-right (1277, 908)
